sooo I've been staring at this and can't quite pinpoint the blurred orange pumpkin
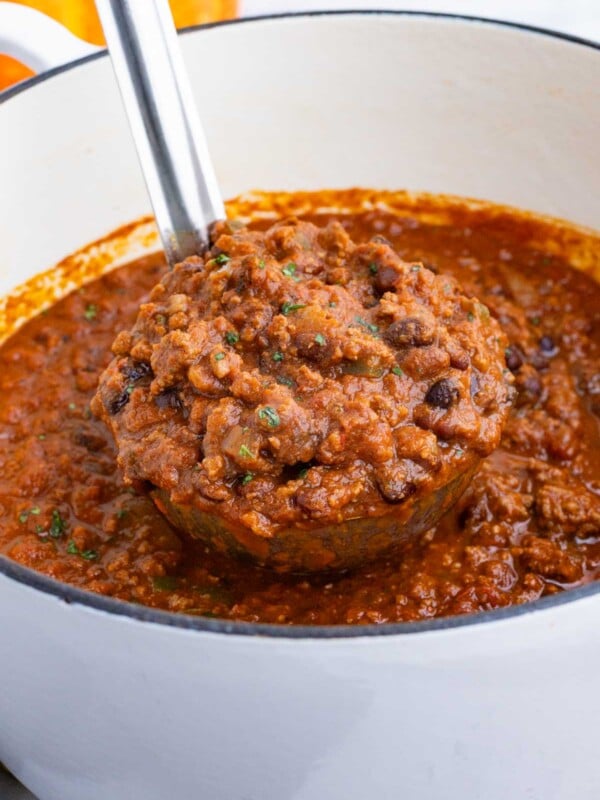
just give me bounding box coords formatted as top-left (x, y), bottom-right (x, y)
top-left (0, 0), bottom-right (237, 91)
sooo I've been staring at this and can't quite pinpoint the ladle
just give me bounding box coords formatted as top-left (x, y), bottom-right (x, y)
top-left (95, 0), bottom-right (478, 571)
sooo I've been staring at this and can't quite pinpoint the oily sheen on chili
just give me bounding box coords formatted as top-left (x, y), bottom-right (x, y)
top-left (1, 194), bottom-right (599, 624)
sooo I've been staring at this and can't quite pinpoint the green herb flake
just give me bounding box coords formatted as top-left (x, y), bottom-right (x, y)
top-left (125, 383), bottom-right (135, 395)
top-left (156, 314), bottom-right (167, 326)
top-left (81, 549), bottom-right (98, 561)
top-left (38, 434), bottom-right (46, 440)
top-left (225, 331), bottom-right (239, 345)
top-left (84, 303), bottom-right (98, 321)
top-left (410, 264), bottom-right (421, 273)
top-left (276, 375), bottom-right (294, 388)
top-left (392, 366), bottom-right (404, 377)
top-left (213, 253), bottom-right (230, 266)
top-left (258, 406), bottom-right (280, 427)
top-left (49, 509), bottom-right (66, 539)
top-left (467, 312), bottom-right (475, 322)
top-left (298, 468), bottom-right (309, 479)
top-left (116, 509), bottom-right (128, 520)
top-left (281, 302), bottom-right (306, 315)
top-left (272, 351), bottom-right (284, 362)
top-left (354, 316), bottom-right (380, 336)
top-left (455, 447), bottom-right (465, 457)
top-left (68, 402), bottom-right (77, 411)
top-left (369, 262), bottom-right (378, 275)
top-left (282, 262), bottom-right (297, 277)
top-left (239, 444), bottom-right (255, 459)
top-left (314, 333), bottom-right (327, 347)
top-left (214, 352), bottom-right (225, 362)
top-left (18, 511), bottom-right (29, 524)
top-left (258, 259), bottom-right (266, 270)
top-left (329, 301), bottom-right (337, 308)
top-left (241, 472), bottom-right (254, 485)
top-left (30, 506), bottom-right (41, 516)
top-left (66, 540), bottom-right (79, 555)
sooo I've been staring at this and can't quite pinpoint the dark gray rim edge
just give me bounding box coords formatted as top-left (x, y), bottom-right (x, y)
top-left (1, 9), bottom-right (600, 639)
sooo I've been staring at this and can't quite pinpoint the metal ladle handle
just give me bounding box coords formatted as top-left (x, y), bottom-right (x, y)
top-left (95, 0), bottom-right (225, 265)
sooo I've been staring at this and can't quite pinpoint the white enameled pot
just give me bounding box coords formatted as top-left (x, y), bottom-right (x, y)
top-left (1, 10), bottom-right (600, 800)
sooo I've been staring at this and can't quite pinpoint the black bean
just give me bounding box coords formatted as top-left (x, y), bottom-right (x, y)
top-left (108, 391), bottom-right (130, 415)
top-left (505, 345), bottom-right (524, 372)
top-left (424, 379), bottom-right (459, 409)
top-left (539, 335), bottom-right (556, 354)
top-left (155, 390), bottom-right (183, 410)
top-left (384, 317), bottom-right (434, 348)
top-left (122, 361), bottom-right (151, 382)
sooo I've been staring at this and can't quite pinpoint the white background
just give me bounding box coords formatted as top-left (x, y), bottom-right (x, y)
top-left (2, 0), bottom-right (598, 797)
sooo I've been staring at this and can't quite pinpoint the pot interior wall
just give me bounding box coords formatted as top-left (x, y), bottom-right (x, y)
top-left (0, 13), bottom-right (599, 298)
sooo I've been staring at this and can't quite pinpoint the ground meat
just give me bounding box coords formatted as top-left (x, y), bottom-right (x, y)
top-left (3, 190), bottom-right (600, 624)
top-left (92, 218), bottom-right (513, 566)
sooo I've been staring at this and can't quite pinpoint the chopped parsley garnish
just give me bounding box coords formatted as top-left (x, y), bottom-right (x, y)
top-left (298, 467), bottom-right (309, 479)
top-left (354, 316), bottom-right (380, 336)
top-left (281, 302), bottom-right (306, 315)
top-left (84, 303), bottom-right (98, 321)
top-left (329, 301), bottom-right (337, 308)
top-left (213, 253), bottom-right (230, 266)
top-left (18, 511), bottom-right (28, 524)
top-left (225, 331), bottom-right (239, 345)
top-left (30, 506), bottom-right (41, 515)
top-left (214, 352), bottom-right (225, 361)
top-left (241, 472), bottom-right (254, 485)
top-left (125, 383), bottom-right (135, 395)
top-left (38, 434), bottom-right (46, 440)
top-left (282, 262), bottom-right (297, 277)
top-left (68, 403), bottom-right (76, 411)
top-left (276, 375), bottom-right (295, 388)
top-left (272, 351), bottom-right (284, 362)
top-left (258, 259), bottom-right (266, 269)
top-left (392, 366), bottom-right (403, 376)
top-left (156, 314), bottom-right (167, 326)
top-left (66, 541), bottom-right (97, 559)
top-left (116, 509), bottom-right (128, 519)
top-left (258, 406), bottom-right (280, 427)
top-left (66, 540), bottom-right (78, 555)
top-left (239, 444), bottom-right (255, 459)
top-left (369, 262), bottom-right (378, 275)
top-left (49, 509), bottom-right (66, 538)
top-left (467, 312), bottom-right (475, 322)
top-left (455, 447), bottom-right (465, 457)
top-left (410, 264), bottom-right (421, 272)
top-left (314, 333), bottom-right (327, 346)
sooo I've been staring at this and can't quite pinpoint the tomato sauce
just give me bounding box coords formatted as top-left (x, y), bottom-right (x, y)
top-left (1, 196), bottom-right (599, 624)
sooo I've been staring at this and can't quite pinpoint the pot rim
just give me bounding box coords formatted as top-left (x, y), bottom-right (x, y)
top-left (2, 8), bottom-right (599, 640)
